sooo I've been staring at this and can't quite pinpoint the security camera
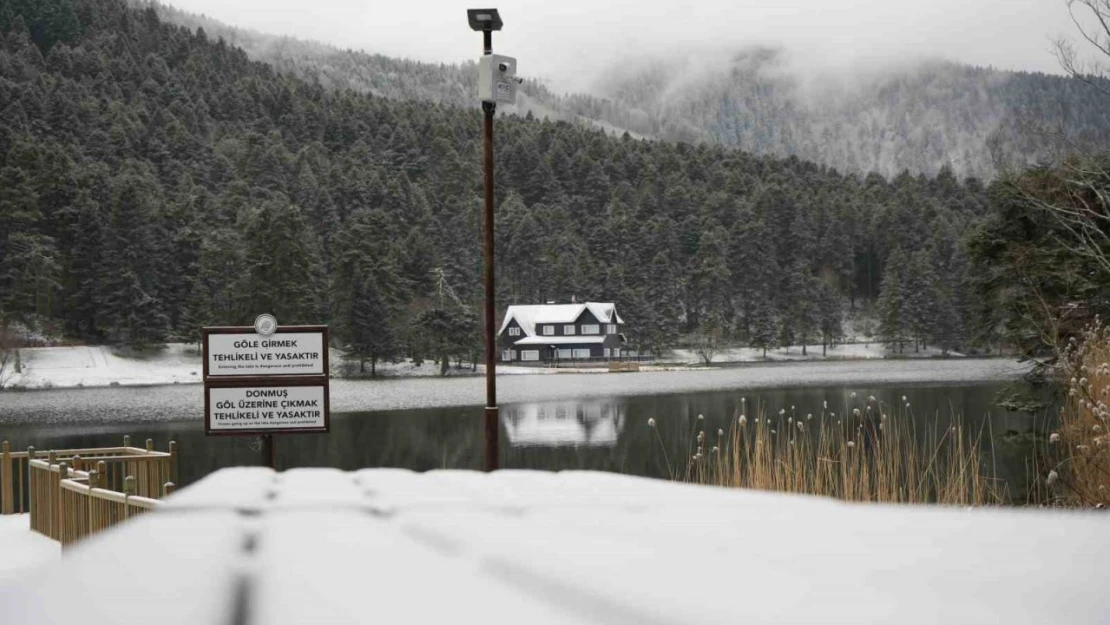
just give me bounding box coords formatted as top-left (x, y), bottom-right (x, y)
top-left (478, 53), bottom-right (519, 104)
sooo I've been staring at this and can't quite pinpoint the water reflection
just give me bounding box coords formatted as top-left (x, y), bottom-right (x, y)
top-left (503, 401), bottom-right (624, 447)
top-left (1, 382), bottom-right (1054, 501)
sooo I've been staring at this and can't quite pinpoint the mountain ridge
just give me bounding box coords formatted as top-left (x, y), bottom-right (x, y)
top-left (136, 0), bottom-right (1110, 179)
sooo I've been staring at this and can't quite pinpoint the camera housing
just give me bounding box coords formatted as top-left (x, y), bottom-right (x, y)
top-left (478, 54), bottom-right (519, 105)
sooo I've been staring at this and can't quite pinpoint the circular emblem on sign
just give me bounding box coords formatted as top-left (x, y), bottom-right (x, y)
top-left (254, 314), bottom-right (278, 336)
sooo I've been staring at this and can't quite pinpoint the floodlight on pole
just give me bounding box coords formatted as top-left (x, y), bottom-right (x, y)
top-left (467, 8), bottom-right (503, 31)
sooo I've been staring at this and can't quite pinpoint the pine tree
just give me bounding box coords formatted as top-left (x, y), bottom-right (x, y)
top-left (412, 307), bottom-right (475, 376)
top-left (240, 196), bottom-right (325, 324)
top-left (748, 298), bottom-right (778, 358)
top-left (95, 165), bottom-right (169, 347)
top-left (348, 276), bottom-right (394, 376)
top-left (904, 249), bottom-right (941, 352)
top-left (688, 222), bottom-right (731, 332)
top-left (180, 277), bottom-right (211, 346)
top-left (817, 281), bottom-right (844, 356)
top-left (877, 249), bottom-right (908, 352)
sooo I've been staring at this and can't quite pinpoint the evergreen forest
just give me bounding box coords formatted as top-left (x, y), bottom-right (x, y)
top-left (0, 0), bottom-right (1085, 371)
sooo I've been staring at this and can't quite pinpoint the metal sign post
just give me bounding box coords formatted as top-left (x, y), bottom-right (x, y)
top-left (202, 315), bottom-right (330, 470)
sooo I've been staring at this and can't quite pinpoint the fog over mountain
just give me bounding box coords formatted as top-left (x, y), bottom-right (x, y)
top-left (135, 0), bottom-right (1079, 90)
top-left (139, 0), bottom-right (1110, 179)
top-left (557, 47), bottom-right (1110, 178)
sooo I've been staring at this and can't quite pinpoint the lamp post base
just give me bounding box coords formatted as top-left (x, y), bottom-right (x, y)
top-left (484, 406), bottom-right (499, 472)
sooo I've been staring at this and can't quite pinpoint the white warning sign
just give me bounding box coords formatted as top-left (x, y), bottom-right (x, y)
top-left (207, 385), bottom-right (327, 433)
top-left (205, 332), bottom-right (325, 377)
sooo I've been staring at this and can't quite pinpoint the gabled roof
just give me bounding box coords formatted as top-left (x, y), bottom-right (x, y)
top-left (498, 303), bottom-right (624, 337)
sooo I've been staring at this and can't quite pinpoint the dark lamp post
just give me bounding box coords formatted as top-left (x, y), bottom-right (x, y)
top-left (468, 7), bottom-right (504, 472)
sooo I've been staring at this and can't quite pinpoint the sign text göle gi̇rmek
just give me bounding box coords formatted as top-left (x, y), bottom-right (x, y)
top-left (202, 315), bottom-right (330, 436)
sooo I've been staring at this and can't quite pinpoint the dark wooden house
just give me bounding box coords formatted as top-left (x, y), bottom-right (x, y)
top-left (497, 303), bottom-right (626, 363)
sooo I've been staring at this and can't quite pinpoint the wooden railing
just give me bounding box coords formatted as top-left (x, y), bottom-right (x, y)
top-left (4, 437), bottom-right (177, 546)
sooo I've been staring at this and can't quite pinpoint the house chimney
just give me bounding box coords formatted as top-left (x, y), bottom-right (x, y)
top-left (571, 294), bottom-right (577, 303)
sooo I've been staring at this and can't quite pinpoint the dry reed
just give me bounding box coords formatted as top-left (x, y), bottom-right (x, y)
top-left (654, 396), bottom-right (1003, 505)
top-left (1047, 320), bottom-right (1110, 507)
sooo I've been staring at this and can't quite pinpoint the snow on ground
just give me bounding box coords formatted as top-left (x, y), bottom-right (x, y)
top-left (5, 342), bottom-right (974, 391)
top-left (2, 468), bottom-right (1107, 624)
top-left (0, 514), bottom-right (59, 583)
top-left (669, 342), bottom-right (961, 364)
top-left (8, 344), bottom-right (204, 390)
top-left (1, 358), bottom-right (1031, 424)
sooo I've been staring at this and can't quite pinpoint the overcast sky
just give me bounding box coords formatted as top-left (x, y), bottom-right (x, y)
top-left (162, 0), bottom-right (1082, 91)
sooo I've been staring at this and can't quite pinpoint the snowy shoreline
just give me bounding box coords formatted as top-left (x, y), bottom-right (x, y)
top-left (4, 342), bottom-right (990, 391)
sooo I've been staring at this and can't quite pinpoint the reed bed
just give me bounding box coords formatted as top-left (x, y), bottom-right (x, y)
top-left (651, 396), bottom-right (1003, 505)
top-left (1046, 321), bottom-right (1110, 507)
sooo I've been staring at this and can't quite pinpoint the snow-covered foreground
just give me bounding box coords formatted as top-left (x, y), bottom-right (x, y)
top-left (0, 514), bottom-right (59, 583)
top-left (7, 342), bottom-right (978, 390)
top-left (1, 468), bottom-right (1105, 624)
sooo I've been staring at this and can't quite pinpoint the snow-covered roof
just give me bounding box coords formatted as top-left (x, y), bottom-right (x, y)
top-left (498, 303), bottom-right (623, 337)
top-left (513, 336), bottom-right (607, 346)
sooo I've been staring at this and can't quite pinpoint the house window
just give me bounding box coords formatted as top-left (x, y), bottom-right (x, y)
top-left (556, 348), bottom-right (574, 359)
top-left (613, 348), bottom-right (621, 358)
top-left (603, 348), bottom-right (610, 358)
top-left (521, 350), bottom-right (540, 361)
top-left (543, 325), bottom-right (554, 336)
top-left (581, 324), bottom-right (599, 335)
top-left (508, 327), bottom-right (521, 336)
top-left (606, 324), bottom-right (617, 334)
top-left (573, 348), bottom-right (590, 359)
top-left (564, 325), bottom-right (576, 335)
top-left (501, 350), bottom-right (513, 361)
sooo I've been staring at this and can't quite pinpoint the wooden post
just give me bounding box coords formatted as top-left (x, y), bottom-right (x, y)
top-left (26, 447), bottom-right (34, 522)
top-left (72, 454), bottom-right (82, 472)
top-left (1, 440), bottom-right (11, 515)
top-left (56, 461), bottom-right (68, 542)
top-left (168, 441), bottom-right (177, 486)
top-left (87, 469), bottom-right (97, 539)
top-left (163, 482), bottom-right (175, 497)
top-left (123, 435), bottom-right (131, 449)
top-left (97, 461), bottom-right (107, 491)
top-left (123, 476), bottom-right (134, 520)
top-left (145, 438), bottom-right (153, 453)
top-left (262, 434), bottom-right (275, 470)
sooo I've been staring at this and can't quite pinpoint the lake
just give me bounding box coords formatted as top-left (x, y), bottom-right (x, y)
top-left (0, 359), bottom-right (1051, 499)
